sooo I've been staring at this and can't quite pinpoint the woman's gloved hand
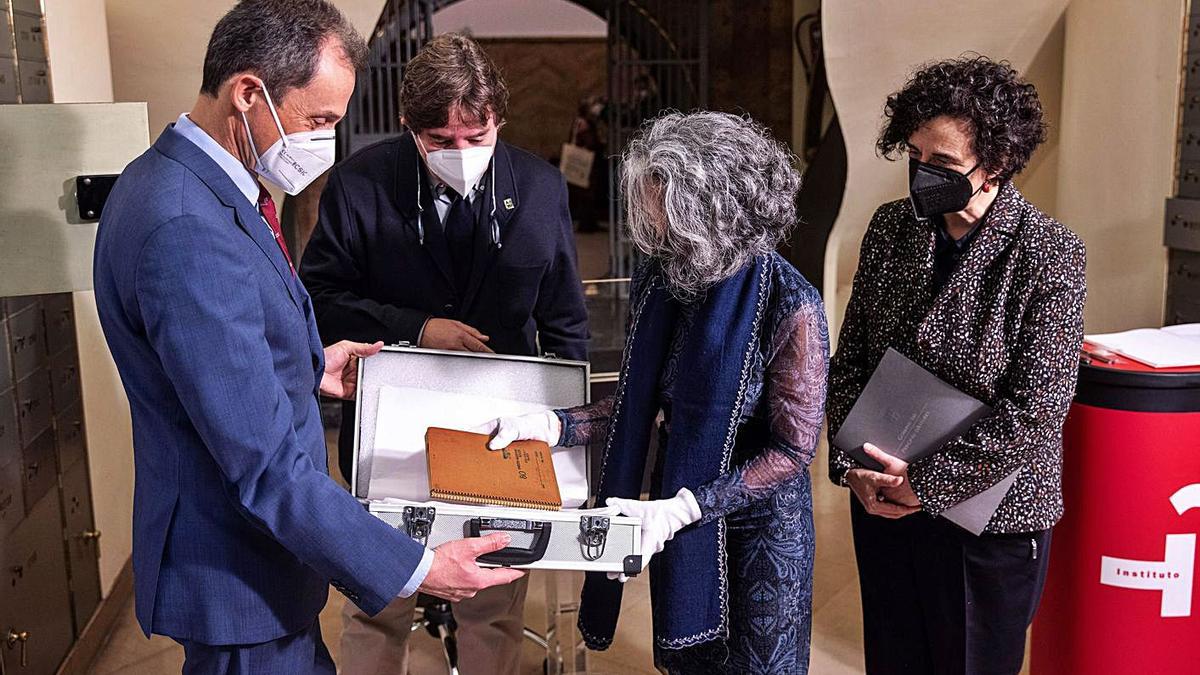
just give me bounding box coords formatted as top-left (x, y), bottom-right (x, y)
top-left (473, 410), bottom-right (563, 450)
top-left (605, 488), bottom-right (702, 582)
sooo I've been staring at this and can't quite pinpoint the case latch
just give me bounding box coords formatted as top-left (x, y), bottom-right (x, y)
top-left (402, 506), bottom-right (436, 544)
top-left (579, 515), bottom-right (610, 561)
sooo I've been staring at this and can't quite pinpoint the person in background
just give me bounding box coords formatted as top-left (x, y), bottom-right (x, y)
top-left (567, 94), bottom-right (608, 233)
top-left (301, 32), bottom-right (588, 675)
top-left (827, 56), bottom-right (1087, 675)
top-left (92, 3), bottom-right (522, 673)
top-left (483, 111), bottom-right (828, 674)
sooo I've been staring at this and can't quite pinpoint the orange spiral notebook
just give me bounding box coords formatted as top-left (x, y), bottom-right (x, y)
top-left (425, 427), bottom-right (562, 511)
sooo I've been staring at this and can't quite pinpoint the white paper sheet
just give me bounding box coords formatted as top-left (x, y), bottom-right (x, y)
top-left (1162, 323), bottom-right (1200, 340)
top-left (1085, 327), bottom-right (1200, 368)
top-left (368, 385), bottom-right (590, 507)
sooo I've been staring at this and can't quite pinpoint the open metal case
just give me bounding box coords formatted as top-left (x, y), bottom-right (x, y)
top-left (351, 345), bottom-right (641, 575)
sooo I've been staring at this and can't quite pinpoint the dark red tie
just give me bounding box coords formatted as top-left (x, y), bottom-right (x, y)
top-left (257, 184), bottom-right (295, 275)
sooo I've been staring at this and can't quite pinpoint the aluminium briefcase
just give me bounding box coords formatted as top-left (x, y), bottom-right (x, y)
top-left (351, 345), bottom-right (642, 575)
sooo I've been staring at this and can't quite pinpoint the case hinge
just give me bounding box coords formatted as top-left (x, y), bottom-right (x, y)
top-left (579, 515), bottom-right (610, 561)
top-left (402, 506), bottom-right (436, 544)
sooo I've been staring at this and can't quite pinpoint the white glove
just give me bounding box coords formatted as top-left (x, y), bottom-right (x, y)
top-left (605, 488), bottom-right (702, 582)
top-left (473, 410), bottom-right (563, 450)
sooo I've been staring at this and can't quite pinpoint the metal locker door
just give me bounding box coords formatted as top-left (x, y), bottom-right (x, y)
top-left (10, 12), bottom-right (46, 63)
top-left (6, 303), bottom-right (45, 385)
top-left (60, 460), bottom-right (101, 637)
top-left (47, 350), bottom-right (79, 412)
top-left (0, 493), bottom-right (74, 675)
top-left (40, 295), bottom-right (74, 359)
top-left (14, 369), bottom-right (50, 452)
top-left (16, 60), bottom-right (50, 104)
top-left (0, 453), bottom-right (21, 538)
top-left (53, 402), bottom-right (84, 473)
top-left (19, 428), bottom-right (55, 514)
top-left (1165, 198), bottom-right (1200, 253)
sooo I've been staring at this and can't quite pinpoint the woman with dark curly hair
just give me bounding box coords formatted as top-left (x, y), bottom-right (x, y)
top-left (827, 56), bottom-right (1087, 674)
top-left (482, 111), bottom-right (828, 673)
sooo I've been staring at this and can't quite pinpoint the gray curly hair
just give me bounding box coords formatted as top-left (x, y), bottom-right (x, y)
top-left (623, 111), bottom-right (801, 297)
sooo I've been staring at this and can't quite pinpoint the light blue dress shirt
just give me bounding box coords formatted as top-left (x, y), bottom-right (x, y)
top-left (173, 112), bottom-right (435, 599)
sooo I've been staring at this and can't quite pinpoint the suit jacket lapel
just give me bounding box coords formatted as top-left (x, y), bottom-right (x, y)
top-left (395, 132), bottom-right (455, 287)
top-left (918, 183), bottom-right (1022, 346)
top-left (154, 125), bottom-right (300, 308)
top-left (462, 142), bottom-right (520, 312)
top-left (231, 199), bottom-right (302, 307)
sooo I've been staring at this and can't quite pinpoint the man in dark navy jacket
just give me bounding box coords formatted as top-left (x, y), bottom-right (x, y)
top-left (301, 33), bottom-right (588, 675)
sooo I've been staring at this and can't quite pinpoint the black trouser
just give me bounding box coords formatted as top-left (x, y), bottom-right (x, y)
top-left (850, 497), bottom-right (1052, 675)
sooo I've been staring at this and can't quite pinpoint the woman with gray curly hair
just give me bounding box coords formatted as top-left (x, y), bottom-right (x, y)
top-left (482, 111), bottom-right (828, 673)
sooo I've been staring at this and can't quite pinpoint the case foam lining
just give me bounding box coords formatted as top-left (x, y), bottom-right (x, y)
top-left (354, 348), bottom-right (588, 498)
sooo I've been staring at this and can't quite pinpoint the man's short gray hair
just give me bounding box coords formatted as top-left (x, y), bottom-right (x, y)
top-left (623, 111), bottom-right (801, 297)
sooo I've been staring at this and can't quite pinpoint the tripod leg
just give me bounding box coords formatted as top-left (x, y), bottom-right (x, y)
top-left (435, 622), bottom-right (459, 675)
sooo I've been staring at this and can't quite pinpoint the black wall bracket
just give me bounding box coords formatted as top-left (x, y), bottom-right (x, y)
top-left (75, 175), bottom-right (120, 222)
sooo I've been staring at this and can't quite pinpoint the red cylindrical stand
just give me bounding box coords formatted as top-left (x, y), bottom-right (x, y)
top-left (1031, 346), bottom-right (1200, 674)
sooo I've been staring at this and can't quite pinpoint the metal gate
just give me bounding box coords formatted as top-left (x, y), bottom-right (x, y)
top-left (342, 0), bottom-right (708, 277)
top-left (605, 0), bottom-right (708, 277)
top-left (340, 0), bottom-right (441, 158)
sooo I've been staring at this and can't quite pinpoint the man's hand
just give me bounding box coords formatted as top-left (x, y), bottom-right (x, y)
top-left (420, 319), bottom-right (494, 353)
top-left (846, 443), bottom-right (921, 519)
top-left (418, 533), bottom-right (526, 602)
top-left (320, 340), bottom-right (384, 400)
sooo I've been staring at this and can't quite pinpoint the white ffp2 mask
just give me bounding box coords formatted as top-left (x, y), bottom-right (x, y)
top-left (417, 134), bottom-right (494, 197)
top-left (241, 84), bottom-right (335, 196)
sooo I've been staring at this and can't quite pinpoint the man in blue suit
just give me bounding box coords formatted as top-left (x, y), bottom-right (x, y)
top-left (93, 2), bottom-right (522, 672)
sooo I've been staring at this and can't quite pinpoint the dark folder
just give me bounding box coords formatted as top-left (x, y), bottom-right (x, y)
top-left (833, 348), bottom-right (991, 472)
top-left (833, 348), bottom-right (1017, 536)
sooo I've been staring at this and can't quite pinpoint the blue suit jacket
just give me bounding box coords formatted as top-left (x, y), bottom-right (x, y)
top-left (93, 125), bottom-right (426, 645)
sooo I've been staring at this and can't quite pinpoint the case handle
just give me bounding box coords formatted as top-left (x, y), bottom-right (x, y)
top-left (467, 517), bottom-right (551, 566)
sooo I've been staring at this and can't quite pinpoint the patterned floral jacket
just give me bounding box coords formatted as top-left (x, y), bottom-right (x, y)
top-left (827, 183), bottom-right (1087, 534)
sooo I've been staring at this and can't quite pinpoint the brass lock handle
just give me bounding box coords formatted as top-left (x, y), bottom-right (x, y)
top-left (4, 630), bottom-right (29, 668)
top-left (80, 530), bottom-right (102, 541)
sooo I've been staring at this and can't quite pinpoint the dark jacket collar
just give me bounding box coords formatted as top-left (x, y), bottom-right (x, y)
top-left (918, 182), bottom-right (1027, 339)
top-left (392, 131), bottom-right (521, 308)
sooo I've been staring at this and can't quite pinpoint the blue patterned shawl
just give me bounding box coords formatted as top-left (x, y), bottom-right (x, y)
top-left (579, 255), bottom-right (771, 650)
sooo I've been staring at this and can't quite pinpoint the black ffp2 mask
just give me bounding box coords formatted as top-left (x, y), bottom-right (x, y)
top-left (908, 158), bottom-right (983, 219)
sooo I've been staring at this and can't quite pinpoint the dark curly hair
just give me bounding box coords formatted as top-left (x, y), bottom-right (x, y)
top-left (877, 55), bottom-right (1047, 184)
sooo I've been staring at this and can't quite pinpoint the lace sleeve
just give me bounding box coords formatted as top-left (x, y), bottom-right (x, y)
top-left (693, 299), bottom-right (829, 524)
top-left (554, 395), bottom-right (615, 447)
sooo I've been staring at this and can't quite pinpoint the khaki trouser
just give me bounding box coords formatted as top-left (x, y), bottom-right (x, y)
top-left (338, 576), bottom-right (529, 675)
